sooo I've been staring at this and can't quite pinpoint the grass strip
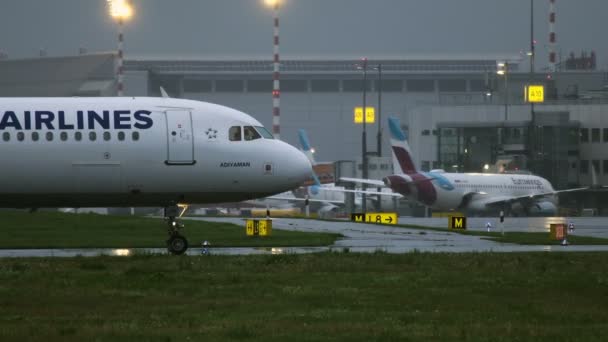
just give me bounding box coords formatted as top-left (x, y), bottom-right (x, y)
top-left (0, 210), bottom-right (340, 249)
top-left (0, 252), bottom-right (607, 341)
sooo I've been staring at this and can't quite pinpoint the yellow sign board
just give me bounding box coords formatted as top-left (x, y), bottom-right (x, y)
top-left (525, 85), bottom-right (545, 103)
top-left (351, 212), bottom-right (398, 225)
top-left (449, 216), bottom-right (467, 230)
top-left (354, 107), bottom-right (375, 124)
top-left (246, 219), bottom-right (273, 236)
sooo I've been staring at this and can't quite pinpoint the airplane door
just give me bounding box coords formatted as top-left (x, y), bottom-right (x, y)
top-left (165, 110), bottom-right (195, 165)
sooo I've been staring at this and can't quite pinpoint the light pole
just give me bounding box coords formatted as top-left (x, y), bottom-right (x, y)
top-left (375, 64), bottom-right (383, 157)
top-left (107, 0), bottom-right (133, 97)
top-left (497, 62), bottom-right (509, 122)
top-left (361, 58), bottom-right (368, 213)
top-left (264, 0), bottom-right (282, 140)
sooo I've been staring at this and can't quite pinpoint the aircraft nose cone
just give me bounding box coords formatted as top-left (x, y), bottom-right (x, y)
top-left (284, 143), bottom-right (313, 186)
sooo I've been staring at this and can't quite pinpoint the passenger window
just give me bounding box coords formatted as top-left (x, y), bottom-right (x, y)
top-left (2, 132), bottom-right (9, 142)
top-left (229, 126), bottom-right (242, 141)
top-left (118, 131), bottom-right (125, 141)
top-left (104, 132), bottom-right (111, 141)
top-left (60, 132), bottom-right (68, 141)
top-left (132, 131), bottom-right (140, 141)
top-left (89, 132), bottom-right (97, 141)
top-left (46, 132), bottom-right (53, 141)
top-left (32, 132), bottom-right (39, 141)
top-left (243, 126), bottom-right (261, 141)
top-left (17, 132), bottom-right (24, 141)
top-left (75, 132), bottom-right (82, 141)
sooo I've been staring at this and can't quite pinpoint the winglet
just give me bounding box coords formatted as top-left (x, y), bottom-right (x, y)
top-left (160, 87), bottom-right (170, 98)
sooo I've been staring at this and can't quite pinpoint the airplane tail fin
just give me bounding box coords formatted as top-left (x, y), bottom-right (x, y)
top-left (388, 117), bottom-right (417, 175)
top-left (297, 129), bottom-right (322, 193)
top-left (298, 129), bottom-right (316, 165)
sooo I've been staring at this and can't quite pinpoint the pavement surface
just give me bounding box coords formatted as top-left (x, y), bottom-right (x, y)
top-left (1, 216), bottom-right (606, 257)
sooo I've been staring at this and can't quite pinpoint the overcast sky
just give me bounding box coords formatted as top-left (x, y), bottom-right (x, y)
top-left (1, 0), bottom-right (606, 69)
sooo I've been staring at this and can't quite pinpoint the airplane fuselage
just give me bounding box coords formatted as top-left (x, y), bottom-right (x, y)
top-left (385, 171), bottom-right (557, 214)
top-left (0, 97), bottom-right (311, 207)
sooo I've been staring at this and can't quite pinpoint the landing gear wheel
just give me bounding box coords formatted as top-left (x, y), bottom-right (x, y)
top-left (167, 234), bottom-right (188, 255)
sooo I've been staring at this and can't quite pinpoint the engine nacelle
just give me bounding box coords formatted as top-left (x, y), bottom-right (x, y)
top-left (527, 201), bottom-right (558, 216)
top-left (318, 203), bottom-right (339, 219)
top-left (466, 199), bottom-right (489, 213)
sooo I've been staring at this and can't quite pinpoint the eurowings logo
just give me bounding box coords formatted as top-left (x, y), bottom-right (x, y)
top-left (424, 172), bottom-right (454, 191)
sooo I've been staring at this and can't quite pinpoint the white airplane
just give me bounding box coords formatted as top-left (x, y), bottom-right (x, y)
top-left (342, 117), bottom-right (588, 216)
top-left (0, 97), bottom-right (312, 254)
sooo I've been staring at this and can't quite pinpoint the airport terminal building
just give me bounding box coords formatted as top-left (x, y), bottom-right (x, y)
top-left (2, 52), bottom-right (607, 213)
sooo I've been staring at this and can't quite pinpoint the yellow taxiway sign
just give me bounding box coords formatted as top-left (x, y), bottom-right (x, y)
top-left (351, 212), bottom-right (398, 225)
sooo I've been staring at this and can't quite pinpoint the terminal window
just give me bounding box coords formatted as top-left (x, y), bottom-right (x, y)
top-left (281, 80), bottom-right (308, 92)
top-left (375, 80), bottom-right (403, 92)
top-left (421, 161), bottom-right (430, 171)
top-left (469, 79), bottom-right (486, 92)
top-left (247, 80), bottom-right (273, 93)
top-left (438, 79), bottom-right (466, 92)
top-left (406, 80), bottom-right (435, 92)
top-left (311, 80), bottom-right (339, 92)
top-left (215, 80), bottom-right (244, 92)
top-left (183, 80), bottom-right (212, 93)
top-left (592, 160), bottom-right (600, 174)
top-left (580, 128), bottom-right (589, 143)
top-left (592, 128), bottom-right (600, 142)
top-left (343, 80), bottom-right (372, 92)
top-left (580, 160), bottom-right (589, 174)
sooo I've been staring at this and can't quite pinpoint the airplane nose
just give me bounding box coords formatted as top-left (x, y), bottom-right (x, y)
top-left (282, 142), bottom-right (313, 186)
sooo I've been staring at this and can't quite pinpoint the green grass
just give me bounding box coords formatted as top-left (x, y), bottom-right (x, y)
top-left (1, 252), bottom-right (608, 341)
top-left (0, 211), bottom-right (340, 249)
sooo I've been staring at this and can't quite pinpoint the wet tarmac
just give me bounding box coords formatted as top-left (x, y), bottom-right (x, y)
top-left (1, 216), bottom-right (607, 258)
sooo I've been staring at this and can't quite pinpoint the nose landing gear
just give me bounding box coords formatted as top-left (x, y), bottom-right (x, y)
top-left (165, 204), bottom-right (189, 255)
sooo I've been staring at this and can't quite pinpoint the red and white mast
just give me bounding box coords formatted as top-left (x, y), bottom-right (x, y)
top-left (548, 0), bottom-right (557, 72)
top-left (271, 1), bottom-right (281, 140)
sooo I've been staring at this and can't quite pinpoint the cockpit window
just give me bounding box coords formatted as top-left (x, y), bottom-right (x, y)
top-left (243, 126), bottom-right (262, 141)
top-left (229, 126), bottom-right (241, 141)
top-left (255, 126), bottom-right (274, 139)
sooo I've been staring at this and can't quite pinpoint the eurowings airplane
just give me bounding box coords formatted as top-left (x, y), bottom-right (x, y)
top-left (342, 117), bottom-right (587, 216)
top-left (0, 97), bottom-right (312, 254)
